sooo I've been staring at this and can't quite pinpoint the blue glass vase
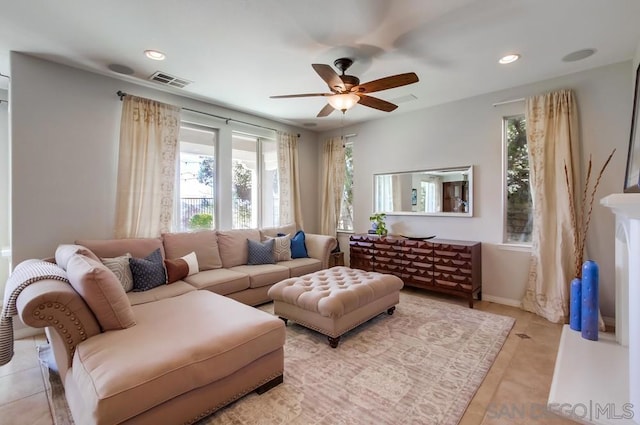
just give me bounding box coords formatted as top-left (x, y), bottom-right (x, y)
top-left (581, 260), bottom-right (599, 341)
top-left (569, 277), bottom-right (581, 331)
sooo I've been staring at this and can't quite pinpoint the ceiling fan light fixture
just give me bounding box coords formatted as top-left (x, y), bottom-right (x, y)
top-left (327, 93), bottom-right (359, 111)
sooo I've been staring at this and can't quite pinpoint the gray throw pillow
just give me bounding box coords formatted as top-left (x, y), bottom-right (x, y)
top-left (129, 248), bottom-right (167, 292)
top-left (268, 234), bottom-right (292, 262)
top-left (247, 238), bottom-right (275, 265)
top-left (101, 253), bottom-right (133, 292)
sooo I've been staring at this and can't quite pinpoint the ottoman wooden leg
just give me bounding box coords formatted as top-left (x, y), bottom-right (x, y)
top-left (387, 306), bottom-right (396, 315)
top-left (328, 336), bottom-right (341, 348)
top-left (278, 317), bottom-right (288, 325)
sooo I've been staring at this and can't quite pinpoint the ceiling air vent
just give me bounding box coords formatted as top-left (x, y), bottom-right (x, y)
top-left (149, 71), bottom-right (192, 88)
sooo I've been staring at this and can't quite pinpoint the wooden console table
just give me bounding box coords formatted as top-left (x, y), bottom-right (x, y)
top-left (349, 234), bottom-right (482, 307)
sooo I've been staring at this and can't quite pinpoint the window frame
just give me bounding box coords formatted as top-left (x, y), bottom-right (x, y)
top-left (337, 139), bottom-right (354, 233)
top-left (175, 122), bottom-right (218, 232)
top-left (231, 131), bottom-right (279, 229)
top-left (502, 114), bottom-right (532, 246)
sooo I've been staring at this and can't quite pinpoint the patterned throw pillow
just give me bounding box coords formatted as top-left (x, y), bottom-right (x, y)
top-left (268, 234), bottom-right (292, 261)
top-left (129, 248), bottom-right (167, 292)
top-left (290, 230), bottom-right (309, 259)
top-left (101, 253), bottom-right (134, 292)
top-left (247, 238), bottom-right (275, 265)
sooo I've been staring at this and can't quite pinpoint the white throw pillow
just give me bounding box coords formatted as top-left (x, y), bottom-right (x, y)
top-left (181, 252), bottom-right (199, 276)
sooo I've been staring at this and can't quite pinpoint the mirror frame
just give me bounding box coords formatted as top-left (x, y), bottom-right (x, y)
top-left (372, 165), bottom-right (474, 217)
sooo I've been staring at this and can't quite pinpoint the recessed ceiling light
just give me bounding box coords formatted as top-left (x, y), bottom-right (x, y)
top-left (562, 48), bottom-right (596, 62)
top-left (144, 50), bottom-right (166, 61)
top-left (499, 54), bottom-right (520, 64)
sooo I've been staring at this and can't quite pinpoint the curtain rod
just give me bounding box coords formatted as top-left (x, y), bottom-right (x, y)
top-left (492, 97), bottom-right (525, 107)
top-left (116, 90), bottom-right (299, 137)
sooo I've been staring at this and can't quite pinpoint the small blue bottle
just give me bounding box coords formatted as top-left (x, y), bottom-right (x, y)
top-left (569, 277), bottom-right (581, 331)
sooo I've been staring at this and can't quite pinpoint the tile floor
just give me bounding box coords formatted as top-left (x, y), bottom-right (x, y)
top-left (0, 288), bottom-right (581, 425)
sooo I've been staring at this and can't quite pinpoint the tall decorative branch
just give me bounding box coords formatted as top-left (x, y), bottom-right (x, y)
top-left (565, 149), bottom-right (616, 278)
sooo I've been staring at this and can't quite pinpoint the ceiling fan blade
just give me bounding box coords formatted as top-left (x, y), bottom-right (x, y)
top-left (317, 103), bottom-right (335, 117)
top-left (352, 72), bottom-right (419, 94)
top-left (312, 64), bottom-right (345, 92)
top-left (270, 93), bottom-right (330, 99)
top-left (357, 94), bottom-right (398, 112)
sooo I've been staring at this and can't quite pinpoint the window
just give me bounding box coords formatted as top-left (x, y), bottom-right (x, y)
top-left (231, 132), bottom-right (279, 229)
top-left (338, 141), bottom-right (353, 231)
top-left (504, 115), bottom-right (532, 243)
top-left (175, 124), bottom-right (217, 231)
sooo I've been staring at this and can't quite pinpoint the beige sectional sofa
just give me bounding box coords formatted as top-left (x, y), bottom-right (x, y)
top-left (13, 224), bottom-right (337, 425)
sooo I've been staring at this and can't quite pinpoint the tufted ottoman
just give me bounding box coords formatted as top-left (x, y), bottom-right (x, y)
top-left (267, 266), bottom-right (404, 347)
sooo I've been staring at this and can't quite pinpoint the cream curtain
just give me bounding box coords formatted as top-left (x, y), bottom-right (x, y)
top-left (277, 131), bottom-right (304, 229)
top-left (522, 89), bottom-right (580, 323)
top-left (115, 96), bottom-right (181, 238)
top-left (320, 137), bottom-right (346, 236)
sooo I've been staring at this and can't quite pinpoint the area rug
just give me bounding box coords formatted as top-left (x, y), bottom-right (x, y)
top-left (39, 292), bottom-right (514, 425)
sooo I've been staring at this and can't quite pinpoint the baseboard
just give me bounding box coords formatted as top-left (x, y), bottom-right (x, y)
top-left (483, 296), bottom-right (616, 331)
top-left (602, 315), bottom-right (615, 329)
top-left (482, 294), bottom-right (522, 308)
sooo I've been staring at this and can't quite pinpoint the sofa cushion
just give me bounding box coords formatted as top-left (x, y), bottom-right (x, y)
top-left (130, 249), bottom-right (167, 292)
top-left (277, 257), bottom-right (322, 277)
top-left (268, 234), bottom-right (292, 262)
top-left (76, 238), bottom-right (164, 260)
top-left (247, 238), bottom-right (275, 265)
top-left (183, 268), bottom-right (250, 295)
top-left (127, 281), bottom-right (196, 306)
top-left (70, 291), bottom-right (285, 425)
top-left (66, 254), bottom-right (136, 331)
top-left (260, 223), bottom-right (297, 239)
top-left (55, 244), bottom-right (100, 271)
top-left (100, 253), bottom-right (134, 292)
top-left (162, 230), bottom-right (222, 271)
top-left (229, 264), bottom-right (290, 289)
top-left (290, 230), bottom-right (309, 258)
top-left (216, 229), bottom-right (261, 268)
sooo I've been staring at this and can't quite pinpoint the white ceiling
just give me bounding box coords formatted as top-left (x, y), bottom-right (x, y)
top-left (1, 0), bottom-right (639, 132)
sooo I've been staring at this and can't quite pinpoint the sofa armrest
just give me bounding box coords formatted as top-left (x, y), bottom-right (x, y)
top-left (16, 279), bottom-right (101, 372)
top-left (304, 233), bottom-right (338, 269)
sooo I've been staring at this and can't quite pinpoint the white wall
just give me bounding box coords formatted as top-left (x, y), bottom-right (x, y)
top-left (0, 89), bottom-right (9, 295)
top-left (9, 53), bottom-right (319, 265)
top-left (323, 61), bottom-right (634, 317)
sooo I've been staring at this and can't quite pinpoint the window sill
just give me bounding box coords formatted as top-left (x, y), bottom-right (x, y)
top-left (337, 230), bottom-right (354, 235)
top-left (497, 243), bottom-right (532, 252)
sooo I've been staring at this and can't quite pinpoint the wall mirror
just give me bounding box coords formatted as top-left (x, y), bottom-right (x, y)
top-left (373, 166), bottom-right (473, 217)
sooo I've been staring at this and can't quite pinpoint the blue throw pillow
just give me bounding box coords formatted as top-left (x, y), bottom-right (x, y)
top-left (290, 230), bottom-right (309, 259)
top-left (247, 238), bottom-right (276, 265)
top-left (129, 248), bottom-right (167, 292)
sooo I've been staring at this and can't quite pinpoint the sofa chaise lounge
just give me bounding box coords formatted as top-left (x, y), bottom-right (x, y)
top-left (11, 224), bottom-right (337, 425)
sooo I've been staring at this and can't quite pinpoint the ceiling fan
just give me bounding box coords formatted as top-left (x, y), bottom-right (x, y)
top-left (270, 58), bottom-right (419, 117)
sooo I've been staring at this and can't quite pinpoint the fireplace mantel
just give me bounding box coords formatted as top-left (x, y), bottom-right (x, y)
top-left (548, 194), bottom-right (639, 425)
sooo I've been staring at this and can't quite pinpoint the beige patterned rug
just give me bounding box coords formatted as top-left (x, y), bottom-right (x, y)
top-left (40, 292), bottom-right (514, 425)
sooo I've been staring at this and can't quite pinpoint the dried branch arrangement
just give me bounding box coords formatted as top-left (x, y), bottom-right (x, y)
top-left (564, 148), bottom-right (616, 278)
